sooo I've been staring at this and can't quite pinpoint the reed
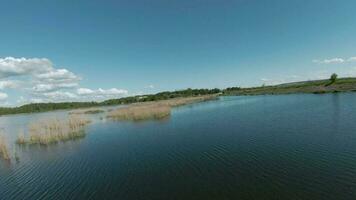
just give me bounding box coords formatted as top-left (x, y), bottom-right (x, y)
top-left (107, 95), bottom-right (218, 121)
top-left (0, 135), bottom-right (10, 160)
top-left (18, 116), bottom-right (91, 145)
top-left (16, 129), bottom-right (26, 144)
top-left (107, 104), bottom-right (171, 121)
top-left (157, 95), bottom-right (218, 107)
top-left (69, 108), bottom-right (105, 115)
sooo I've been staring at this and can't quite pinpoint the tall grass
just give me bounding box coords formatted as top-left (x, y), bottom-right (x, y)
top-left (69, 108), bottom-right (105, 115)
top-left (17, 116), bottom-right (91, 145)
top-left (107, 104), bottom-right (171, 121)
top-left (0, 134), bottom-right (10, 160)
top-left (156, 95), bottom-right (218, 107)
top-left (16, 129), bottom-right (26, 145)
top-left (107, 95), bottom-right (218, 121)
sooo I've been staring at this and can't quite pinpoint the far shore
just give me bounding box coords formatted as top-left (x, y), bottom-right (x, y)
top-left (1, 77), bottom-right (356, 116)
top-left (223, 77), bottom-right (356, 96)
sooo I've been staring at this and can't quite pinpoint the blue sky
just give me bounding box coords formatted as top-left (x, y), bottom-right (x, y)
top-left (1, 0), bottom-right (356, 106)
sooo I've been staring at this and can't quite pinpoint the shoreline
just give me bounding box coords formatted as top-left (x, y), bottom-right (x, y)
top-left (1, 77), bottom-right (356, 116)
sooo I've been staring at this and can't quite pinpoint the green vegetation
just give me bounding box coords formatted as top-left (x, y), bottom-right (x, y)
top-left (330, 73), bottom-right (338, 83)
top-left (0, 88), bottom-right (221, 116)
top-left (0, 102), bottom-right (99, 116)
top-left (102, 88), bottom-right (221, 105)
top-left (1, 76), bottom-right (356, 116)
top-left (223, 76), bottom-right (356, 96)
top-left (325, 73), bottom-right (338, 86)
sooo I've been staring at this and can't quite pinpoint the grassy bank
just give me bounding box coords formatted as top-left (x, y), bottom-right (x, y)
top-left (223, 77), bottom-right (356, 96)
top-left (107, 95), bottom-right (218, 121)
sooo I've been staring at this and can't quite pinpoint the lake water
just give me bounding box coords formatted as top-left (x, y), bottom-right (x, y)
top-left (1, 94), bottom-right (356, 199)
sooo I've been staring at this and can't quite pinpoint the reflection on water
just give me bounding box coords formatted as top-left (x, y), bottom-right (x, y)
top-left (1, 94), bottom-right (356, 199)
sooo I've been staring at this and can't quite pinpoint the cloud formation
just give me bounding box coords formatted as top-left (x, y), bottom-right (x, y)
top-left (77, 88), bottom-right (128, 99)
top-left (145, 84), bottom-right (155, 89)
top-left (0, 92), bottom-right (8, 101)
top-left (0, 80), bottom-right (21, 89)
top-left (313, 56), bottom-right (356, 64)
top-left (348, 57), bottom-right (356, 62)
top-left (312, 58), bottom-right (345, 64)
top-left (0, 57), bottom-right (128, 105)
top-left (0, 57), bottom-right (52, 78)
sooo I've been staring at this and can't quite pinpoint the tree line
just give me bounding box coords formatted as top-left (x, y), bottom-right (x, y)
top-left (0, 88), bottom-right (222, 115)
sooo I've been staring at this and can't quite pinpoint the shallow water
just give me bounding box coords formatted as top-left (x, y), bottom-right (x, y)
top-left (1, 94), bottom-right (356, 199)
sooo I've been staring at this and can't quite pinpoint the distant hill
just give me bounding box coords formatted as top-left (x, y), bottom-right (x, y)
top-left (223, 77), bottom-right (356, 96)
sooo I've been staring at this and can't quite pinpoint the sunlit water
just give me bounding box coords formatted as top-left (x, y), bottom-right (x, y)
top-left (1, 94), bottom-right (356, 199)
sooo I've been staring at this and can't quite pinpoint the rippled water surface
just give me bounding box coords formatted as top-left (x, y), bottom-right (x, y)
top-left (1, 94), bottom-right (356, 199)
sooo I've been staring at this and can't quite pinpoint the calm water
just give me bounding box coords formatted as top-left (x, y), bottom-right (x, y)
top-left (1, 94), bottom-right (356, 199)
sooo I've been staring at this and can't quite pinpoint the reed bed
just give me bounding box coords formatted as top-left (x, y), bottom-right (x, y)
top-left (156, 95), bottom-right (218, 107)
top-left (17, 116), bottom-right (91, 145)
top-left (0, 135), bottom-right (10, 160)
top-left (107, 104), bottom-right (171, 121)
top-left (69, 108), bottom-right (105, 115)
top-left (107, 95), bottom-right (218, 121)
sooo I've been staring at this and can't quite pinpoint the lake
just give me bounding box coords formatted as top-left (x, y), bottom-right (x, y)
top-left (1, 93), bottom-right (356, 199)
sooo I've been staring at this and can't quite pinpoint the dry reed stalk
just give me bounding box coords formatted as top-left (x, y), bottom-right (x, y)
top-left (18, 116), bottom-right (91, 145)
top-left (160, 95), bottom-right (218, 107)
top-left (107, 104), bottom-right (171, 121)
top-left (0, 135), bottom-right (10, 160)
top-left (69, 108), bottom-right (104, 115)
top-left (107, 95), bottom-right (218, 121)
top-left (16, 129), bottom-right (26, 144)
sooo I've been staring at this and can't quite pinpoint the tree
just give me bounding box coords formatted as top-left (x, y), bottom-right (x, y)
top-left (330, 73), bottom-right (338, 83)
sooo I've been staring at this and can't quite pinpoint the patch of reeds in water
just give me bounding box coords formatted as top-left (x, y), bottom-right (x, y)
top-left (107, 104), bottom-right (171, 121)
top-left (107, 95), bottom-right (218, 121)
top-left (156, 95), bottom-right (219, 107)
top-left (0, 134), bottom-right (10, 160)
top-left (69, 108), bottom-right (105, 115)
top-left (17, 116), bottom-right (91, 145)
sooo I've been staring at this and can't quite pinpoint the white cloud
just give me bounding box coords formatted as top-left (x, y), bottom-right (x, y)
top-left (0, 57), bottom-right (80, 93)
top-left (313, 58), bottom-right (345, 64)
top-left (30, 98), bottom-right (46, 103)
top-left (313, 56), bottom-right (356, 64)
top-left (260, 78), bottom-right (270, 82)
top-left (0, 80), bottom-right (21, 89)
top-left (32, 82), bottom-right (78, 92)
top-left (0, 57), bottom-right (110, 105)
top-left (260, 75), bottom-right (304, 86)
top-left (347, 57), bottom-right (356, 62)
top-left (77, 88), bottom-right (94, 95)
top-left (77, 87), bottom-right (128, 100)
top-left (34, 68), bottom-right (80, 82)
top-left (0, 92), bottom-right (8, 101)
top-left (0, 57), bottom-right (52, 78)
top-left (42, 91), bottom-right (78, 101)
top-left (145, 84), bottom-right (155, 89)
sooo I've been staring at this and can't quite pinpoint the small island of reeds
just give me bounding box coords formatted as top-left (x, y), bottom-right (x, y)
top-left (107, 95), bottom-right (218, 121)
top-left (69, 108), bottom-right (105, 115)
top-left (16, 116), bottom-right (91, 145)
